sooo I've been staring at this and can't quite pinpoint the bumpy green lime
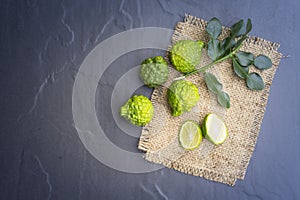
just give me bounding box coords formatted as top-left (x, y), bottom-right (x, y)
top-left (170, 40), bottom-right (204, 73)
top-left (140, 56), bottom-right (169, 88)
top-left (167, 80), bottom-right (200, 116)
top-left (120, 95), bottom-right (154, 126)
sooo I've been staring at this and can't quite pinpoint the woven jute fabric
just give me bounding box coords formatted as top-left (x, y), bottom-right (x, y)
top-left (138, 14), bottom-right (282, 185)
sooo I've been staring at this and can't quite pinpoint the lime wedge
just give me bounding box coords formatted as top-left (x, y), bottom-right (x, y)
top-left (202, 113), bottom-right (228, 145)
top-left (179, 120), bottom-right (202, 150)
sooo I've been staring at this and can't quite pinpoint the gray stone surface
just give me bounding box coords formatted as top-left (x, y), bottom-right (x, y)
top-left (0, 0), bottom-right (299, 199)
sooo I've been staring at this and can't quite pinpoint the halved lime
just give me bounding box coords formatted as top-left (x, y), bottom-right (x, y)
top-left (202, 113), bottom-right (228, 145)
top-left (179, 120), bottom-right (202, 150)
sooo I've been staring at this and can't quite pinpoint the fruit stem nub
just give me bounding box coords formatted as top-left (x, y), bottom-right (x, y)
top-left (120, 105), bottom-right (128, 117)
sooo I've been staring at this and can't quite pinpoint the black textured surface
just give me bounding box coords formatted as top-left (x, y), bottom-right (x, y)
top-left (1, 0), bottom-right (300, 199)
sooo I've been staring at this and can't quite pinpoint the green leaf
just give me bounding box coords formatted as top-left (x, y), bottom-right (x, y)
top-left (231, 19), bottom-right (244, 38)
top-left (236, 51), bottom-right (254, 66)
top-left (222, 37), bottom-right (236, 52)
top-left (246, 72), bottom-right (265, 90)
top-left (206, 17), bottom-right (222, 39)
top-left (205, 73), bottom-right (230, 108)
top-left (204, 72), bottom-right (223, 93)
top-left (234, 36), bottom-right (246, 51)
top-left (207, 39), bottom-right (223, 61)
top-left (245, 19), bottom-right (252, 34)
top-left (254, 55), bottom-right (273, 70)
top-left (233, 59), bottom-right (249, 79)
top-left (217, 91), bottom-right (230, 108)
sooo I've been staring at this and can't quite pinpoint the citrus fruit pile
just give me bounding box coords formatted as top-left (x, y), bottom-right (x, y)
top-left (120, 39), bottom-right (205, 126)
top-left (119, 39), bottom-right (228, 148)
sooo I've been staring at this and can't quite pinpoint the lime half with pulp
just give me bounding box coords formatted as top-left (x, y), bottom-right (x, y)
top-left (202, 113), bottom-right (228, 145)
top-left (179, 120), bottom-right (202, 150)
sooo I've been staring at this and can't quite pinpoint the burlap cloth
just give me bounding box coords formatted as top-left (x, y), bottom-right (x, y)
top-left (138, 15), bottom-right (282, 185)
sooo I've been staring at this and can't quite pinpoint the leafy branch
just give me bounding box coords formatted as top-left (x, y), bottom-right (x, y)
top-left (175, 17), bottom-right (273, 108)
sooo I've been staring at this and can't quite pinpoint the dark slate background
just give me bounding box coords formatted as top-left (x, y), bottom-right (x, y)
top-left (1, 0), bottom-right (299, 199)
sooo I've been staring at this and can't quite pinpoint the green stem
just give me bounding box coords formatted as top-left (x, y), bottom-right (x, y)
top-left (175, 53), bottom-right (233, 80)
top-left (188, 54), bottom-right (233, 76)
